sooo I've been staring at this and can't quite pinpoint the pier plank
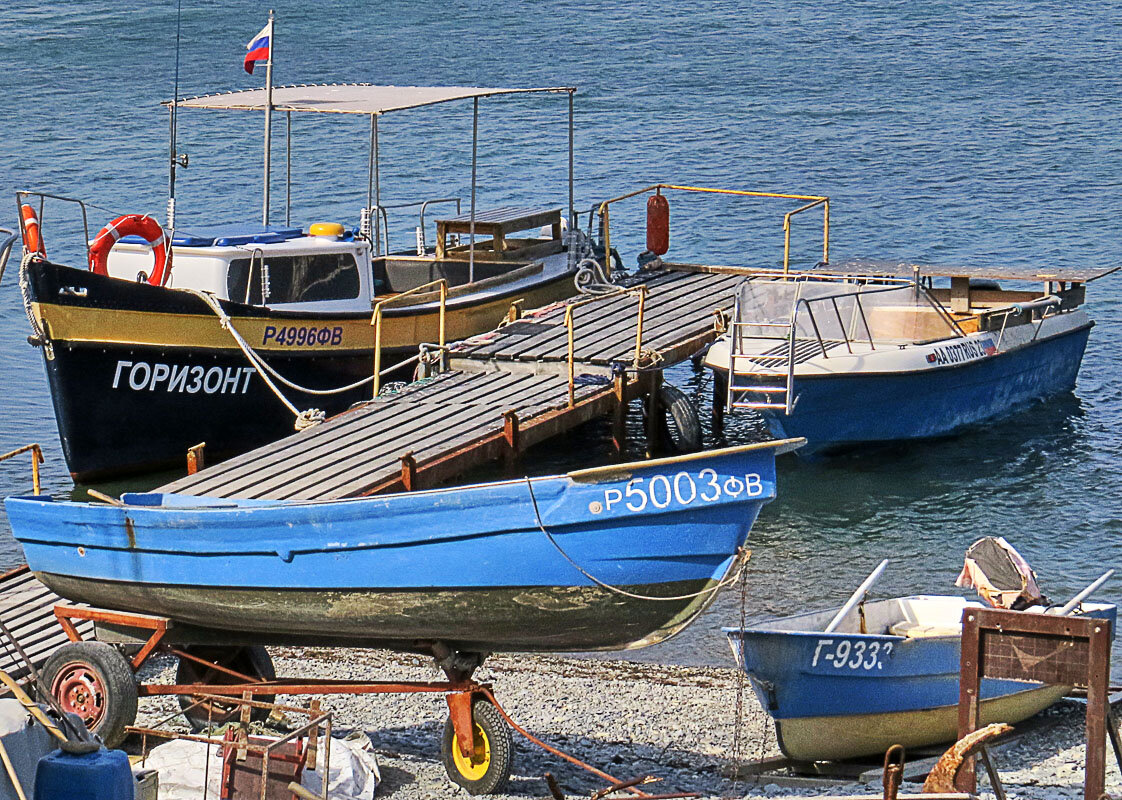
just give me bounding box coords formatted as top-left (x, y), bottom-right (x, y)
top-left (162, 371), bottom-right (491, 496)
top-left (204, 372), bottom-right (525, 499)
top-left (467, 270), bottom-right (704, 360)
top-left (157, 264), bottom-right (743, 503)
top-left (259, 374), bottom-right (571, 500)
top-left (468, 269), bottom-right (738, 363)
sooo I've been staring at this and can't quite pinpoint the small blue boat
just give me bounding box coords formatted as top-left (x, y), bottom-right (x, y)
top-left (705, 266), bottom-right (1112, 456)
top-left (725, 594), bottom-right (1117, 762)
top-left (5, 440), bottom-right (799, 654)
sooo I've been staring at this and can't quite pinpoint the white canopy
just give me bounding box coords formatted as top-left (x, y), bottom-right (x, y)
top-left (169, 83), bottom-right (575, 115)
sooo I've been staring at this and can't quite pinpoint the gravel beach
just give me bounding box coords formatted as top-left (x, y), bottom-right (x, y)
top-left (133, 647), bottom-right (1120, 799)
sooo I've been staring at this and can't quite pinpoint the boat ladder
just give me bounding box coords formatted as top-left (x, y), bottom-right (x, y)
top-left (726, 292), bottom-right (795, 414)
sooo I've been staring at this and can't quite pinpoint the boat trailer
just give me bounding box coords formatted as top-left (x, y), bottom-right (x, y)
top-left (44, 602), bottom-right (695, 798)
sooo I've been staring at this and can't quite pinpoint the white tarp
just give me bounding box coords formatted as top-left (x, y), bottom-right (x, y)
top-left (140, 732), bottom-right (380, 800)
top-left (172, 84), bottom-right (573, 115)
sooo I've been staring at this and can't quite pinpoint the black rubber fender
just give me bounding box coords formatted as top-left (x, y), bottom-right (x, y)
top-left (660, 383), bottom-right (702, 452)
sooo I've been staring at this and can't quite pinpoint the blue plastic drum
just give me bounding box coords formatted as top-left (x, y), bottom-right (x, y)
top-left (35, 748), bottom-right (132, 800)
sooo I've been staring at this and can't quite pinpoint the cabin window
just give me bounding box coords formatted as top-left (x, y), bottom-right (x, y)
top-left (227, 253), bottom-right (361, 304)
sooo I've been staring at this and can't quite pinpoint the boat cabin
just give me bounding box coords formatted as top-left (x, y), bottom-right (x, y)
top-left (102, 204), bottom-right (568, 313)
top-left (105, 223), bottom-right (372, 312)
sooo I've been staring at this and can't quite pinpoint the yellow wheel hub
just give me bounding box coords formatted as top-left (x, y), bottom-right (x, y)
top-left (451, 723), bottom-right (491, 781)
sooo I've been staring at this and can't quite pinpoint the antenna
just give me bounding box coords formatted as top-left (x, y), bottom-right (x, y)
top-left (168, 0), bottom-right (185, 234)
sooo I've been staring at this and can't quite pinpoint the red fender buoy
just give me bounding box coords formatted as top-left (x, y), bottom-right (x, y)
top-left (88, 215), bottom-right (172, 286)
top-left (20, 204), bottom-right (45, 257)
top-left (646, 193), bottom-right (670, 256)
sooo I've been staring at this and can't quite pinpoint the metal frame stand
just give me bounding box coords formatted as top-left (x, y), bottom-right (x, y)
top-left (958, 607), bottom-right (1118, 798)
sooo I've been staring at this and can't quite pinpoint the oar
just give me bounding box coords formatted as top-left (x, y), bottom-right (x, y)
top-left (824, 559), bottom-right (889, 634)
top-left (1057, 570), bottom-right (1115, 617)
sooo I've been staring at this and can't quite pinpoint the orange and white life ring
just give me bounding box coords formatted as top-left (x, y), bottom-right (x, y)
top-left (19, 204), bottom-right (45, 257)
top-left (88, 215), bottom-right (171, 286)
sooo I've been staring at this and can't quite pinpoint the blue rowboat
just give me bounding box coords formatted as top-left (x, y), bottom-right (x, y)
top-left (5, 440), bottom-right (800, 654)
top-left (725, 595), bottom-right (1117, 762)
top-left (706, 270), bottom-right (1105, 456)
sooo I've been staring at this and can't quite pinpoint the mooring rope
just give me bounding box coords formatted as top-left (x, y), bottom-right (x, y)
top-left (179, 288), bottom-right (333, 430)
top-left (19, 253), bottom-right (53, 360)
top-left (524, 477), bottom-right (750, 602)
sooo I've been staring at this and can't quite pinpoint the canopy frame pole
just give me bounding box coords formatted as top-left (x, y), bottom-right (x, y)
top-left (373, 114), bottom-right (382, 256)
top-left (285, 110), bottom-right (291, 226)
top-left (567, 89), bottom-right (575, 230)
top-left (469, 97), bottom-right (478, 283)
top-left (261, 9), bottom-right (275, 225)
top-left (366, 114), bottom-right (375, 243)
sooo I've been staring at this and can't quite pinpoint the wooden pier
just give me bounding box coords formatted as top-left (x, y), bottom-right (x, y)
top-left (162, 263), bottom-right (743, 501)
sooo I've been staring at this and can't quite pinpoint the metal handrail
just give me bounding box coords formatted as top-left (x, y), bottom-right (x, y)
top-left (0, 444), bottom-right (43, 495)
top-left (371, 279), bottom-right (448, 396)
top-left (244, 247), bottom-right (266, 305)
top-left (594, 184), bottom-right (830, 276)
top-left (563, 285), bottom-right (648, 407)
top-left (370, 198), bottom-right (463, 256)
top-left (776, 281), bottom-right (972, 393)
top-left (418, 198), bottom-right (462, 254)
top-left (0, 229), bottom-right (17, 285)
top-left (16, 191), bottom-right (91, 265)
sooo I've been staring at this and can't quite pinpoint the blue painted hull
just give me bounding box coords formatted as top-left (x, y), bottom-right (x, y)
top-left (763, 326), bottom-right (1091, 456)
top-left (5, 442), bottom-right (792, 652)
top-left (726, 598), bottom-right (1117, 760)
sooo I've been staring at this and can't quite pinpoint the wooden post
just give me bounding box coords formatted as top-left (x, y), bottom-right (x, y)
top-left (186, 442), bottom-right (206, 475)
top-left (644, 369), bottom-right (663, 457)
top-left (950, 276), bottom-right (971, 313)
top-left (956, 610), bottom-right (982, 793)
top-left (712, 370), bottom-right (727, 430)
top-left (400, 451), bottom-right (417, 492)
top-left (503, 410), bottom-right (519, 469)
top-left (306, 699), bottom-right (320, 768)
top-left (612, 371), bottom-right (627, 455)
top-left (1087, 621), bottom-right (1111, 800)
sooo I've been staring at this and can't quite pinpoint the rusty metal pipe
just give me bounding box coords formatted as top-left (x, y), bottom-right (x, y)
top-left (0, 444), bottom-right (43, 496)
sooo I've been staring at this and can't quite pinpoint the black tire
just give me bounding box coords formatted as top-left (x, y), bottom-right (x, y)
top-left (175, 645), bottom-right (275, 730)
top-left (660, 383), bottom-right (703, 452)
top-left (42, 641), bottom-right (138, 749)
top-left (440, 700), bottom-right (514, 795)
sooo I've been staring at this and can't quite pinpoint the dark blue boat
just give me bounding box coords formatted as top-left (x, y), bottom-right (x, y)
top-left (706, 267), bottom-right (1111, 456)
top-left (6, 440), bottom-right (800, 653)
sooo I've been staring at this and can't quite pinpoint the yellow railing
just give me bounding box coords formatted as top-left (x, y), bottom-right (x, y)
top-left (0, 444), bottom-right (43, 495)
top-left (371, 279), bottom-right (448, 397)
top-left (564, 286), bottom-right (648, 407)
top-left (596, 183), bottom-right (829, 275)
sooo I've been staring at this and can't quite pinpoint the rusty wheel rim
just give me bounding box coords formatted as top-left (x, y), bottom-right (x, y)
top-left (51, 662), bottom-right (105, 729)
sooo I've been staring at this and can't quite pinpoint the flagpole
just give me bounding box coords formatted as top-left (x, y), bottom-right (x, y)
top-left (262, 9), bottom-right (274, 225)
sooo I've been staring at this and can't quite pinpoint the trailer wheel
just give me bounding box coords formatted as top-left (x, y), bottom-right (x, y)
top-left (42, 641), bottom-right (137, 748)
top-left (441, 699), bottom-right (513, 795)
top-left (175, 645), bottom-right (275, 730)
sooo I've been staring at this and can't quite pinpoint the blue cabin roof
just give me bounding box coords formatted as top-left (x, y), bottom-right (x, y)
top-left (120, 224), bottom-right (305, 248)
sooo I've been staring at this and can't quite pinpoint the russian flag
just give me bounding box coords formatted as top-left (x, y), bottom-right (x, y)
top-left (244, 22), bottom-right (271, 74)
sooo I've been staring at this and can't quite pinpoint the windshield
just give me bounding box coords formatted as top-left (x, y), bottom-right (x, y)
top-left (228, 252), bottom-right (361, 305)
top-left (736, 278), bottom-right (961, 346)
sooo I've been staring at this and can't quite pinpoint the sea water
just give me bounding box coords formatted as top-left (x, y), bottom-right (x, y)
top-left (0, 1), bottom-right (1119, 667)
